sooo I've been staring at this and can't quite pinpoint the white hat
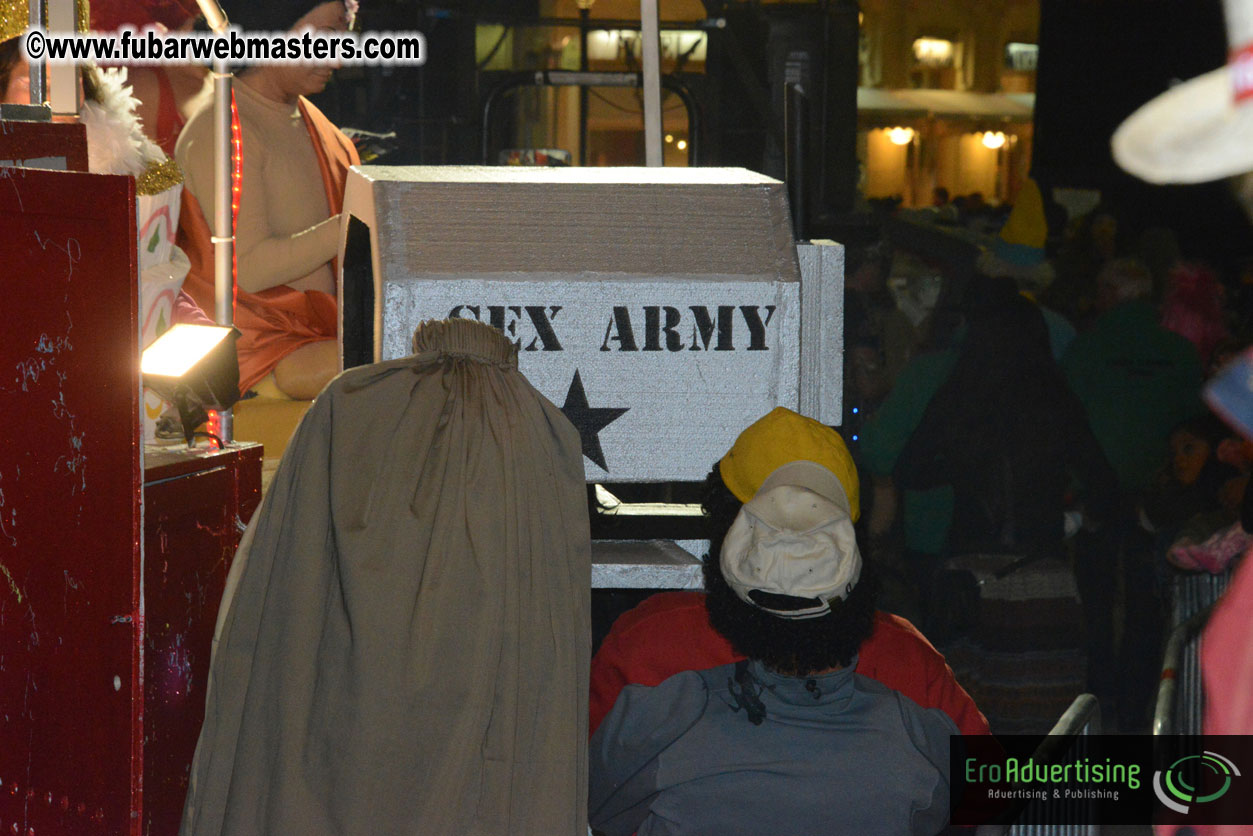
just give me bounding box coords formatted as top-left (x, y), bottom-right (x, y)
top-left (1112, 0), bottom-right (1253, 183)
top-left (719, 460), bottom-right (862, 620)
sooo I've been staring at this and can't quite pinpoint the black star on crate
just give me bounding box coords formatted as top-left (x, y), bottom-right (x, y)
top-left (560, 370), bottom-right (629, 472)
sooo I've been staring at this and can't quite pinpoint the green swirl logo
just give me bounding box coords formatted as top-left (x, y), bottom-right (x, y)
top-left (1153, 752), bottom-right (1241, 815)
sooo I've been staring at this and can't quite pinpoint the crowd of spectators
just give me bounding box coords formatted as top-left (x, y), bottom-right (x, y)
top-left (843, 182), bottom-right (1251, 734)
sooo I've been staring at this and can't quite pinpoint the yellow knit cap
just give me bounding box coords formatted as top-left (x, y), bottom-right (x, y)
top-left (2, 0), bottom-right (90, 43)
top-left (718, 406), bottom-right (860, 522)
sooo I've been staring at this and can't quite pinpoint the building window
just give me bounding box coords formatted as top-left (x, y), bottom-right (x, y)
top-left (913, 37), bottom-right (955, 68)
top-left (1003, 42), bottom-right (1039, 72)
top-left (910, 35), bottom-right (961, 89)
top-left (1002, 41), bottom-right (1038, 93)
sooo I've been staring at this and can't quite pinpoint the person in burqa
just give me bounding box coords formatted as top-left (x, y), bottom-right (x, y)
top-left (176, 0), bottom-right (359, 400)
top-left (180, 318), bottom-right (592, 836)
top-left (894, 274), bottom-right (1117, 734)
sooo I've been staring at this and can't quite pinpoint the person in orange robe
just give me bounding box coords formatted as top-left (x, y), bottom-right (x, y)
top-left (176, 0), bottom-right (359, 399)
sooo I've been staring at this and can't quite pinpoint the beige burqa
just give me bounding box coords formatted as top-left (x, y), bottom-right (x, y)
top-left (181, 319), bottom-right (591, 836)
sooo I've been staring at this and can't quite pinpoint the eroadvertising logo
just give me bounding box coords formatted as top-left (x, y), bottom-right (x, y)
top-left (1153, 751), bottom-right (1241, 815)
top-left (961, 752), bottom-right (1142, 803)
top-left (951, 736), bottom-right (1253, 828)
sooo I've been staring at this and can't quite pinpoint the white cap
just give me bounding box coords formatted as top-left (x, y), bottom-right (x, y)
top-left (719, 460), bottom-right (862, 620)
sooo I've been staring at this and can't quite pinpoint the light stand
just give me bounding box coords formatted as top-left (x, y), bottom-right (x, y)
top-left (195, 0), bottom-right (236, 443)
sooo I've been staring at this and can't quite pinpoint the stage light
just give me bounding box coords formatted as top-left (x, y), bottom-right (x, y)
top-left (142, 324), bottom-right (241, 446)
top-left (676, 139), bottom-right (688, 150)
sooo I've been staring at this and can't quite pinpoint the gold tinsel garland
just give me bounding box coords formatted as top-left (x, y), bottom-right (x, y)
top-left (135, 155), bottom-right (183, 196)
top-left (2, 0), bottom-right (91, 46)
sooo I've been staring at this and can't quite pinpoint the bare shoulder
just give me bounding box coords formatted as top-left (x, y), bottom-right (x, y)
top-left (174, 96), bottom-right (213, 160)
top-left (173, 101), bottom-right (214, 196)
top-left (126, 67), bottom-right (162, 106)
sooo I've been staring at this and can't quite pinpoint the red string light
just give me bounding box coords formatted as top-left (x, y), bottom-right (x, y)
top-left (201, 91), bottom-right (245, 445)
top-left (230, 89), bottom-right (242, 314)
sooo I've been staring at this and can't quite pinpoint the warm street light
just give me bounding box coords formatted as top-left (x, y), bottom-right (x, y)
top-left (982, 130), bottom-right (1007, 149)
top-left (888, 126), bottom-right (915, 146)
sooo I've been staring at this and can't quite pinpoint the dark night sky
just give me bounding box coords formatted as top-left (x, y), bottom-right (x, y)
top-left (1035, 0), bottom-right (1252, 268)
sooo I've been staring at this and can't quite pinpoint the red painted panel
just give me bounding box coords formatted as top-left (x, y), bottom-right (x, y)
top-left (232, 444), bottom-right (263, 526)
top-left (141, 443), bottom-right (260, 836)
top-left (0, 168), bottom-right (140, 836)
top-left (0, 120), bottom-right (90, 172)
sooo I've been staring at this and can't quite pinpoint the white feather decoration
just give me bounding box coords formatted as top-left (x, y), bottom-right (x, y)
top-left (80, 67), bottom-right (168, 177)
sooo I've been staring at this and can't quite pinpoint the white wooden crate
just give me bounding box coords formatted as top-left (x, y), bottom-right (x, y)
top-left (340, 165), bottom-right (842, 485)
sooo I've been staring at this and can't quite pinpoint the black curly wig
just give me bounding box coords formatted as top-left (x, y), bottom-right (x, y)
top-left (702, 462), bottom-right (879, 676)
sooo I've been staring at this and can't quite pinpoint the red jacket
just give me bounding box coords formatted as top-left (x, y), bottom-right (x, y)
top-left (590, 590), bottom-right (990, 737)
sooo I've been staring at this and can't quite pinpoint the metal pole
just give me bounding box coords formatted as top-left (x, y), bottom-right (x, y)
top-left (196, 0), bottom-right (228, 33)
top-left (210, 61), bottom-right (233, 443)
top-left (784, 83), bottom-right (809, 240)
top-left (661, 76), bottom-right (701, 165)
top-left (210, 62), bottom-right (231, 328)
top-left (47, 0), bottom-right (78, 115)
top-left (197, 0), bottom-right (235, 442)
top-left (578, 5), bottom-right (589, 166)
top-left (640, 0), bottom-right (662, 166)
top-left (27, 0), bottom-right (46, 105)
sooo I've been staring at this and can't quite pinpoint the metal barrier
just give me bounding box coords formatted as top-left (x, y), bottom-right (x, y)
top-left (1154, 603), bottom-right (1213, 736)
top-left (1002, 693), bottom-right (1102, 836)
top-left (1153, 568), bottom-right (1234, 736)
top-left (479, 70), bottom-right (704, 165)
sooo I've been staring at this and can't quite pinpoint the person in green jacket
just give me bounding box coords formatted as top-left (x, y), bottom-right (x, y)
top-left (1060, 256), bottom-right (1204, 729)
